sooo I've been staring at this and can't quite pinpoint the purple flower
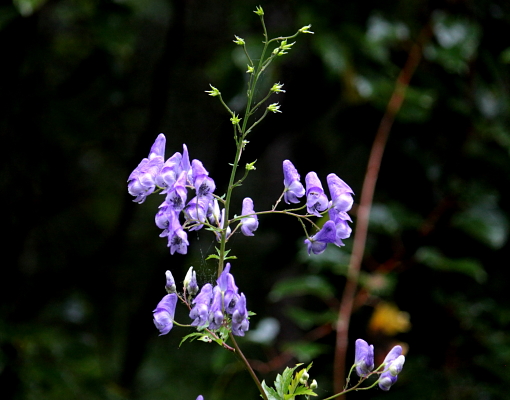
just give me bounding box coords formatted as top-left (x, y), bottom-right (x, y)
top-left (354, 339), bottom-right (374, 377)
top-left (192, 159), bottom-right (216, 199)
top-left (283, 160), bottom-right (305, 204)
top-left (231, 293), bottom-right (249, 336)
top-left (304, 220), bottom-right (338, 255)
top-left (217, 263), bottom-right (240, 314)
top-left (328, 208), bottom-right (352, 246)
top-left (159, 210), bottom-right (189, 255)
top-left (378, 345), bottom-right (403, 391)
top-left (165, 171), bottom-right (188, 212)
top-left (190, 283), bottom-right (213, 328)
top-left (240, 197), bottom-right (259, 236)
top-left (153, 293), bottom-right (178, 335)
top-left (196, 396), bottom-right (204, 400)
top-left (305, 172), bottom-right (329, 217)
top-left (184, 196), bottom-right (209, 231)
top-left (155, 152), bottom-right (182, 192)
top-left (327, 173), bottom-right (354, 213)
top-left (127, 134), bottom-right (166, 203)
top-left (208, 286), bottom-right (224, 330)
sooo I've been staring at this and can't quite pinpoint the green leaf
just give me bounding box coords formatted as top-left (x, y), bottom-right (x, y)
top-left (179, 332), bottom-right (207, 347)
top-left (416, 247), bottom-right (487, 283)
top-left (269, 276), bottom-right (335, 302)
top-left (262, 380), bottom-right (282, 400)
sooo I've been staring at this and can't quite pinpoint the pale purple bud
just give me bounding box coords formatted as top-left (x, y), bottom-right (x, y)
top-left (378, 345), bottom-right (403, 391)
top-left (327, 173), bottom-right (354, 213)
top-left (208, 286), bottom-right (224, 330)
top-left (240, 197), bottom-right (259, 236)
top-left (283, 160), bottom-right (305, 204)
top-left (354, 339), bottom-right (374, 377)
top-left (165, 270), bottom-right (176, 294)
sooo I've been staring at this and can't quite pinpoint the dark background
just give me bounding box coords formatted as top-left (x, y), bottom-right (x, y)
top-left (2, 0), bottom-right (510, 399)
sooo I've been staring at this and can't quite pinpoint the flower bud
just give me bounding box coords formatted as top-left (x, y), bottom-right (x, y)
top-left (310, 379), bottom-right (318, 390)
top-left (165, 270), bottom-right (176, 294)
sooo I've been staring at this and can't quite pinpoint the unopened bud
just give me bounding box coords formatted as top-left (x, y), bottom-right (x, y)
top-left (165, 270), bottom-right (176, 294)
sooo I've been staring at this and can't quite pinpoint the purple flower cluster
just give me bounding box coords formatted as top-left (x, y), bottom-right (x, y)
top-left (282, 160), bottom-right (354, 255)
top-left (128, 134), bottom-right (223, 255)
top-left (354, 339), bottom-right (405, 391)
top-left (189, 263), bottom-right (250, 336)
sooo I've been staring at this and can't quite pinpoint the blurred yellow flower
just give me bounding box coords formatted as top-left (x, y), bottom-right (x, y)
top-left (369, 302), bottom-right (411, 336)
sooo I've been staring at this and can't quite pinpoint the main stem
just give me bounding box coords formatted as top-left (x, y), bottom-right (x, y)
top-left (332, 28), bottom-right (427, 394)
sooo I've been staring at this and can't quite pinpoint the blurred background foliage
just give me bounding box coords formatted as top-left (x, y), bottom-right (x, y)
top-left (2, 0), bottom-right (510, 399)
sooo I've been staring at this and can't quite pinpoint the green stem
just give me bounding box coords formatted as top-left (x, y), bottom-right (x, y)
top-left (229, 332), bottom-right (269, 400)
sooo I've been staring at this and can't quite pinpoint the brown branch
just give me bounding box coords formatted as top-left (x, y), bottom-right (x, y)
top-left (333, 26), bottom-right (429, 394)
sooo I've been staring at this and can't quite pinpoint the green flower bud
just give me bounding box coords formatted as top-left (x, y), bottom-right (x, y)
top-left (267, 103), bottom-right (282, 113)
top-left (246, 65), bottom-right (255, 74)
top-left (299, 25), bottom-right (314, 34)
top-left (230, 113), bottom-right (242, 125)
top-left (233, 35), bottom-right (245, 45)
top-left (205, 84), bottom-right (220, 97)
top-left (310, 379), bottom-right (318, 390)
top-left (254, 6), bottom-right (264, 16)
top-left (299, 370), bottom-right (309, 384)
top-left (271, 82), bottom-right (286, 93)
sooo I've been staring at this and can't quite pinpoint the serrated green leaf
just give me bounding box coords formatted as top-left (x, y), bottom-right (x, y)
top-left (179, 332), bottom-right (206, 347)
top-left (262, 380), bottom-right (282, 400)
top-left (206, 254), bottom-right (220, 260)
top-left (293, 387), bottom-right (317, 397)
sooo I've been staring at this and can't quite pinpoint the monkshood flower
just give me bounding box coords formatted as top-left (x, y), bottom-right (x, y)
top-left (165, 170), bottom-right (188, 212)
top-left (327, 173), bottom-right (354, 213)
top-left (354, 339), bottom-right (374, 377)
top-left (196, 396), bottom-right (204, 400)
top-left (208, 286), bottom-right (224, 330)
top-left (282, 160), bottom-right (305, 204)
top-left (190, 283), bottom-right (213, 328)
top-left (127, 134), bottom-right (166, 203)
top-left (184, 196), bottom-right (209, 230)
top-left (159, 210), bottom-right (189, 255)
top-left (155, 151), bottom-right (182, 192)
top-left (328, 208), bottom-right (352, 245)
top-left (192, 159), bottom-right (216, 199)
top-left (378, 345), bottom-right (404, 391)
top-left (305, 172), bottom-right (329, 217)
top-left (153, 293), bottom-right (178, 335)
top-left (240, 197), bottom-right (259, 236)
top-left (231, 293), bottom-right (249, 336)
top-left (217, 263), bottom-right (240, 313)
top-left (304, 220), bottom-right (338, 255)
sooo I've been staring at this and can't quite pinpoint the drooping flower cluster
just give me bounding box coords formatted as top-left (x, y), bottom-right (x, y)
top-left (189, 263), bottom-right (250, 336)
top-left (282, 160), bottom-right (354, 255)
top-left (128, 134), bottom-right (226, 255)
top-left (354, 339), bottom-right (405, 391)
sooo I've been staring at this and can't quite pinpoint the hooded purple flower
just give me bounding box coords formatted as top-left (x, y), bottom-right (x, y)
top-left (354, 339), bottom-right (374, 377)
top-left (155, 151), bottom-right (182, 192)
top-left (231, 293), bottom-right (249, 336)
top-left (217, 263), bottom-right (240, 314)
top-left (165, 170), bottom-right (188, 212)
top-left (127, 134), bottom-right (166, 203)
top-left (378, 345), bottom-right (403, 391)
top-left (305, 172), bottom-right (329, 217)
top-left (283, 160), bottom-right (305, 204)
top-left (327, 173), bottom-right (354, 213)
top-left (304, 220), bottom-right (338, 255)
top-left (208, 286), bottom-right (224, 330)
top-left (159, 210), bottom-right (189, 255)
top-left (196, 396), bottom-right (204, 400)
top-left (184, 196), bottom-right (209, 231)
top-left (153, 293), bottom-right (178, 335)
top-left (192, 159), bottom-right (216, 199)
top-left (190, 283), bottom-right (213, 328)
top-left (328, 208), bottom-right (352, 246)
top-left (240, 197), bottom-right (259, 236)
